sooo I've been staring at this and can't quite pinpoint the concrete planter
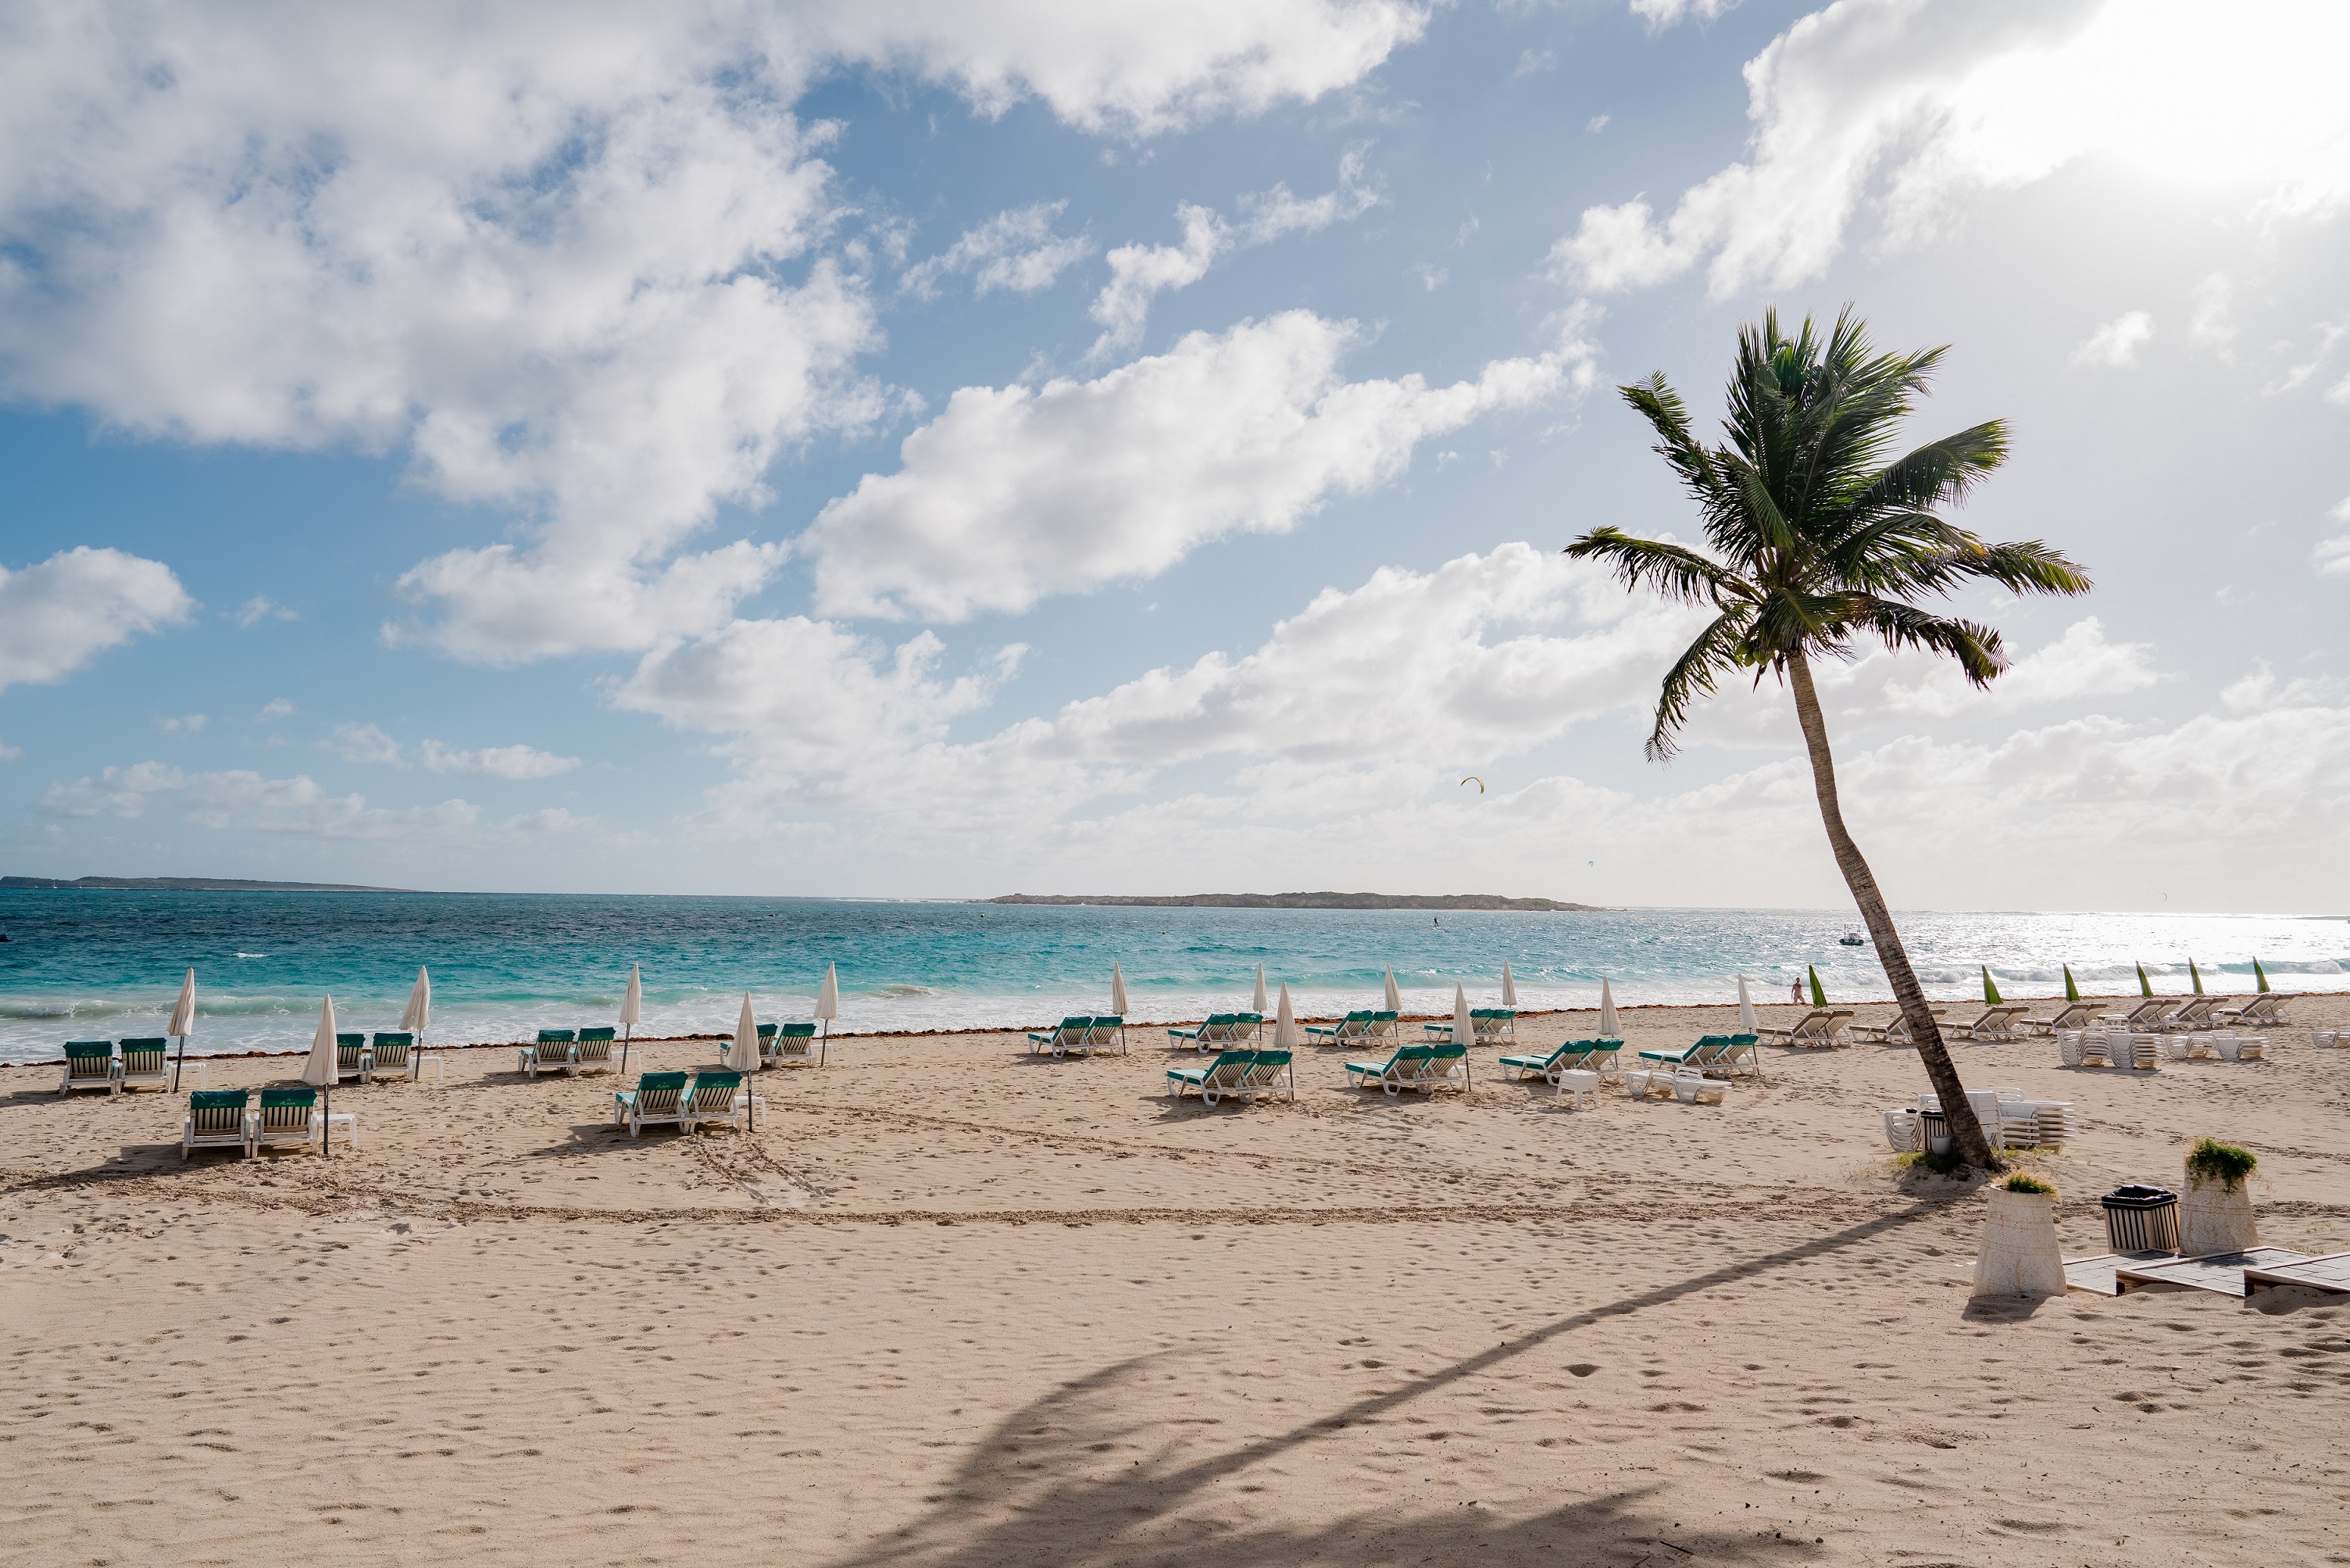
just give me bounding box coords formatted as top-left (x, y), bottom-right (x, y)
top-left (2179, 1173), bottom-right (2259, 1255)
top-left (1973, 1188), bottom-right (2066, 1297)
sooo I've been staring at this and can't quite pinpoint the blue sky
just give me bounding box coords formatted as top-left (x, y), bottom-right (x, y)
top-left (2, 0), bottom-right (2346, 909)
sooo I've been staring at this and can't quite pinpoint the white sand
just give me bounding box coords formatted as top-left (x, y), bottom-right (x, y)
top-left (4, 995), bottom-right (2348, 1566)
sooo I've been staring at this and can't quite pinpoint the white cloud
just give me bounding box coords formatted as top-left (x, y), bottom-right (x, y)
top-left (0, 5), bottom-right (1423, 666)
top-left (802, 310), bottom-right (1592, 621)
top-left (1407, 262), bottom-right (1448, 290)
top-left (1584, 114), bottom-right (1610, 135)
top-left (1552, 0), bottom-right (2350, 299)
top-left (1630, 0), bottom-right (1741, 27)
top-left (329, 722), bottom-right (405, 767)
top-left (2070, 310), bottom-right (2153, 369)
top-left (1087, 148), bottom-right (1386, 357)
top-left (0, 739), bottom-right (22, 763)
top-left (417, 740), bottom-right (582, 780)
top-left (1515, 49), bottom-right (1556, 77)
top-left (2189, 273), bottom-right (2235, 357)
top-left (233, 595), bottom-right (298, 627)
top-left (35, 759), bottom-right (590, 841)
top-left (155, 713), bottom-right (207, 736)
top-left (0, 546), bottom-right (193, 691)
top-left (255, 698), bottom-right (296, 722)
top-left (899, 202), bottom-right (1092, 300)
top-left (2316, 497), bottom-right (2350, 577)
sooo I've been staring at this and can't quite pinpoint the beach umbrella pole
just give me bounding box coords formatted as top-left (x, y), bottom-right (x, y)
top-left (171, 1034), bottom-right (185, 1093)
top-left (618, 1024), bottom-right (631, 1080)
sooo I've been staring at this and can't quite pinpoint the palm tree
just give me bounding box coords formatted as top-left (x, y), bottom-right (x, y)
top-left (1566, 308), bottom-right (2089, 1170)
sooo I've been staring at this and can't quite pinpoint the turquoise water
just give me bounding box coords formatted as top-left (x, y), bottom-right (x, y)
top-left (2, 891), bottom-right (2344, 1062)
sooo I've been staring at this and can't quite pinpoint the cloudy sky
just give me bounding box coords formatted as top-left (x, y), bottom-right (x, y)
top-left (2, 0), bottom-right (2346, 909)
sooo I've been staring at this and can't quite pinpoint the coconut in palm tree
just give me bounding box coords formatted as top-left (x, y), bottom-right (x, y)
top-left (1565, 307), bottom-right (2091, 1170)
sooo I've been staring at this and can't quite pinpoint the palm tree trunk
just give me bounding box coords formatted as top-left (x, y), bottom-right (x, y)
top-left (1786, 652), bottom-right (2002, 1170)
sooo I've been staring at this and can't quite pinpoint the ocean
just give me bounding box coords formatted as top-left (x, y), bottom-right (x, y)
top-left (1, 891), bottom-right (2344, 1063)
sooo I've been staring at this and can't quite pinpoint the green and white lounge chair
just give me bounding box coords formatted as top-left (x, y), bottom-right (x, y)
top-left (768, 1022), bottom-right (821, 1066)
top-left (1305, 1010), bottom-right (1377, 1047)
top-left (60, 1041), bottom-right (116, 1095)
top-left (252, 1088), bottom-right (321, 1154)
top-left (1345, 1043), bottom-right (1433, 1095)
top-left (1027, 1016), bottom-right (1094, 1057)
top-left (1709, 1033), bottom-right (1762, 1079)
top-left (1167, 1013), bottom-right (1245, 1051)
top-left (572, 1027), bottom-right (616, 1074)
top-left (1168, 1048), bottom-right (1257, 1105)
top-left (1425, 1008), bottom-right (1515, 1044)
top-left (365, 1032), bottom-right (413, 1082)
top-left (1638, 1034), bottom-right (1723, 1073)
top-left (520, 1028), bottom-right (577, 1077)
top-left (117, 1038), bottom-right (170, 1092)
top-left (1498, 1039), bottom-right (1589, 1084)
top-left (1080, 1015), bottom-right (1127, 1055)
top-left (614, 1072), bottom-right (693, 1137)
top-left (1416, 1041), bottom-right (1471, 1093)
top-left (334, 1033), bottom-right (370, 1082)
top-left (182, 1089), bottom-right (251, 1158)
top-left (1235, 1048), bottom-right (1295, 1102)
top-left (681, 1070), bottom-right (756, 1133)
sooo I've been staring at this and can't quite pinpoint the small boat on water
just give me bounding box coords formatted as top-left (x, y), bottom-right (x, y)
top-left (1838, 929), bottom-right (1866, 946)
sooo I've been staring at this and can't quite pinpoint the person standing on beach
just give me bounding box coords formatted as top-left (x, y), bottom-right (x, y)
top-left (1790, 978), bottom-right (1803, 1004)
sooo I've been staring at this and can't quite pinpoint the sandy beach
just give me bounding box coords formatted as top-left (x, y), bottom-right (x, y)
top-left (5, 995), bottom-right (2348, 1566)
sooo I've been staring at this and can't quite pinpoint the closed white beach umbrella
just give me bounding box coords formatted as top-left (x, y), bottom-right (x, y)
top-left (167, 968), bottom-right (196, 1091)
top-left (398, 966), bottom-right (432, 1032)
top-left (815, 962), bottom-right (840, 1059)
top-left (302, 995), bottom-right (339, 1088)
top-left (1598, 978), bottom-right (1618, 1037)
top-left (1501, 963), bottom-right (1517, 1008)
top-left (1452, 982), bottom-right (1471, 1045)
top-left (1110, 963), bottom-right (1130, 1016)
top-left (1384, 966), bottom-right (1402, 1012)
top-left (727, 993), bottom-right (761, 1073)
top-left (1253, 963), bottom-right (1268, 1014)
top-left (1274, 982), bottom-right (1299, 1049)
top-left (616, 963), bottom-right (642, 1075)
top-left (1737, 975), bottom-right (1757, 1034)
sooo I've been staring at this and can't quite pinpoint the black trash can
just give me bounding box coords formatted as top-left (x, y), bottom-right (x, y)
top-left (2102, 1184), bottom-right (2180, 1252)
top-left (1919, 1110), bottom-right (1950, 1158)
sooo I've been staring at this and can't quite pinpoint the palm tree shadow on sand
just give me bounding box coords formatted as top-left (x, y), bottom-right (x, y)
top-left (821, 1206), bottom-right (1938, 1568)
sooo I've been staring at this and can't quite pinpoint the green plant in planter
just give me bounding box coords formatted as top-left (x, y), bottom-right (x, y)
top-left (2002, 1173), bottom-right (2055, 1195)
top-left (2185, 1138), bottom-right (2257, 1191)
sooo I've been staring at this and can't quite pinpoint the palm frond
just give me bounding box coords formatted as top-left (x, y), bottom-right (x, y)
top-left (1841, 422), bottom-right (2009, 519)
top-left (1854, 601), bottom-right (2005, 685)
top-left (1562, 527), bottom-right (1746, 606)
top-left (1645, 609), bottom-right (1752, 761)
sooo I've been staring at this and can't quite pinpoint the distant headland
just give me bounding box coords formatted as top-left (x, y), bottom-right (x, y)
top-left (984, 891), bottom-right (1602, 912)
top-left (0, 876), bottom-right (408, 892)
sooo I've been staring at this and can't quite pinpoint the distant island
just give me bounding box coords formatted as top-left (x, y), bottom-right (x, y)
top-left (1, 875), bottom-right (407, 892)
top-left (985, 891), bottom-right (1602, 912)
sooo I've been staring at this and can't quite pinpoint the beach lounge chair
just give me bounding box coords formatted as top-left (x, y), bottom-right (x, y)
top-left (1853, 1008), bottom-right (1944, 1045)
top-left (754, 1023), bottom-right (777, 1063)
top-left (1638, 1034), bottom-right (1723, 1073)
top-left (1705, 1033), bottom-right (1762, 1079)
top-left (1234, 1048), bottom-right (1295, 1102)
top-left (1673, 1073), bottom-right (1727, 1105)
top-left (1167, 1013), bottom-right (1245, 1052)
top-left (1027, 1016), bottom-right (1094, 1058)
top-left (1167, 1048), bottom-right (1257, 1106)
top-left (1305, 1010), bottom-right (1378, 1047)
top-left (1080, 1016), bottom-right (1127, 1055)
top-left (117, 1038), bottom-right (170, 1092)
top-left (1234, 1011), bottom-right (1265, 1041)
top-left (364, 1032), bottom-right (413, 1082)
top-left (1414, 1041), bottom-right (1470, 1093)
top-left (1498, 1039), bottom-right (1591, 1084)
top-left (614, 1071), bottom-right (693, 1136)
top-left (1755, 1009), bottom-right (1852, 1047)
top-left (571, 1027), bottom-right (616, 1073)
top-left (520, 1028), bottom-right (577, 1077)
top-left (61, 1041), bottom-right (116, 1095)
top-left (768, 1022), bottom-right (821, 1066)
top-left (1344, 1043), bottom-right (1434, 1095)
top-left (2155, 997), bottom-right (2221, 1032)
top-left (1943, 1005), bottom-right (2030, 1041)
top-left (181, 1089), bottom-right (250, 1159)
top-left (252, 1088), bottom-right (321, 1154)
top-left (2220, 993), bottom-right (2295, 1028)
top-left (2021, 1002), bottom-right (2100, 1035)
top-left (334, 1033), bottom-right (370, 1082)
top-left (680, 1070), bottom-right (755, 1133)
top-left (1423, 1007), bottom-right (1514, 1044)
top-left (2104, 998), bottom-right (2178, 1029)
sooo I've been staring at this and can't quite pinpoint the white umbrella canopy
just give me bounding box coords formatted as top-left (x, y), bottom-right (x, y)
top-left (1252, 964), bottom-right (1268, 1014)
top-left (1451, 982), bottom-right (1471, 1045)
top-left (1383, 966), bottom-right (1402, 1012)
top-left (1273, 983), bottom-right (1299, 1049)
top-left (168, 969), bottom-right (198, 1036)
top-left (727, 993), bottom-right (761, 1073)
top-left (816, 963), bottom-right (840, 1020)
top-left (1110, 964), bottom-right (1130, 1016)
top-left (399, 966), bottom-right (432, 1032)
top-left (1736, 976), bottom-right (1757, 1034)
top-left (1598, 978), bottom-right (1619, 1037)
top-left (1500, 963), bottom-right (1517, 1008)
top-left (618, 965), bottom-right (642, 1028)
top-left (302, 995), bottom-right (339, 1088)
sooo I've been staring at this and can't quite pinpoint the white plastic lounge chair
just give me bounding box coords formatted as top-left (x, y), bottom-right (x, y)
top-left (1944, 1005), bottom-right (2030, 1041)
top-left (520, 1028), bottom-right (577, 1077)
top-left (1166, 1013), bottom-right (1245, 1052)
top-left (1755, 1009), bottom-right (1852, 1047)
top-left (1168, 1048), bottom-right (1256, 1105)
top-left (2220, 993), bottom-right (2295, 1028)
top-left (1498, 1039), bottom-right (1590, 1084)
top-left (252, 1088), bottom-right (323, 1154)
top-left (364, 1032), bottom-right (412, 1082)
top-left (1673, 1073), bottom-right (1727, 1105)
top-left (181, 1090), bottom-right (250, 1158)
top-left (2155, 998), bottom-right (2221, 1032)
top-left (614, 1072), bottom-right (693, 1137)
top-left (334, 1033), bottom-right (370, 1082)
top-left (2021, 1002), bottom-right (2100, 1035)
top-left (60, 1041), bottom-right (116, 1095)
top-left (1344, 1043), bottom-right (1433, 1095)
top-left (117, 1038), bottom-right (170, 1092)
top-left (1305, 1010), bottom-right (1377, 1047)
top-left (1622, 1069), bottom-right (1675, 1099)
top-left (570, 1027), bottom-right (616, 1075)
top-left (768, 1022), bottom-right (822, 1066)
top-left (1234, 1048), bottom-right (1295, 1103)
top-left (1081, 1016), bottom-right (1127, 1055)
top-left (1853, 1008), bottom-right (1945, 1045)
top-left (1027, 1016), bottom-right (1094, 1058)
top-left (680, 1070), bottom-right (756, 1132)
top-left (2104, 998), bottom-right (2178, 1029)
